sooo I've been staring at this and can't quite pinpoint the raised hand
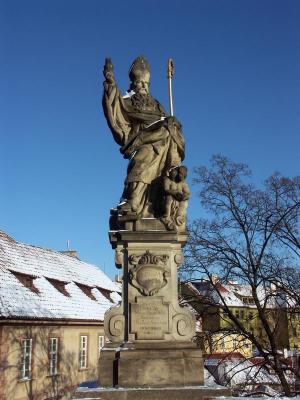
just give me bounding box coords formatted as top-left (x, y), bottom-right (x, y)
top-left (103, 58), bottom-right (115, 87)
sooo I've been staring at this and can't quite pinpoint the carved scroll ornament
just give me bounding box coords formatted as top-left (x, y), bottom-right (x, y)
top-left (128, 250), bottom-right (170, 296)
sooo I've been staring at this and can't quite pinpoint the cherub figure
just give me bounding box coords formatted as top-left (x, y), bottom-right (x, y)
top-left (161, 166), bottom-right (190, 230)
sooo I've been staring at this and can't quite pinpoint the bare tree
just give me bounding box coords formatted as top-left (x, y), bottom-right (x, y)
top-left (183, 155), bottom-right (300, 396)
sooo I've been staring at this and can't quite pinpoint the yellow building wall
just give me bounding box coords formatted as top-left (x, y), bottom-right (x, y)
top-left (204, 332), bottom-right (253, 357)
top-left (0, 322), bottom-right (105, 400)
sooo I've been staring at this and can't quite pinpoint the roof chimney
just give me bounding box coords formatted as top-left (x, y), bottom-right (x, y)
top-left (60, 240), bottom-right (79, 259)
top-left (60, 250), bottom-right (78, 259)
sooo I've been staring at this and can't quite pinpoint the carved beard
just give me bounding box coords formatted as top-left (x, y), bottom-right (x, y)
top-left (131, 93), bottom-right (157, 111)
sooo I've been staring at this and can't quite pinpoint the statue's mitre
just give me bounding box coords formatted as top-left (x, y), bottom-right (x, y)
top-left (129, 56), bottom-right (150, 80)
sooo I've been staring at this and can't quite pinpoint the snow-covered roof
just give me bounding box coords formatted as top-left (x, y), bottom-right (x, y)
top-left (188, 281), bottom-right (246, 307)
top-left (187, 281), bottom-right (273, 308)
top-left (0, 230), bottom-right (121, 321)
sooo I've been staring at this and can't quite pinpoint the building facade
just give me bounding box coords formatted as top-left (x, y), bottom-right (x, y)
top-left (0, 231), bottom-right (121, 400)
top-left (182, 279), bottom-right (300, 356)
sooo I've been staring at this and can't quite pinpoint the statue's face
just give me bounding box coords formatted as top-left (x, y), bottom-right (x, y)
top-left (132, 72), bottom-right (150, 95)
top-left (169, 169), bottom-right (178, 181)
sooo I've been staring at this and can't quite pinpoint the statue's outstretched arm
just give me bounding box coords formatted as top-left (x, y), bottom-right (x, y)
top-left (102, 58), bottom-right (131, 146)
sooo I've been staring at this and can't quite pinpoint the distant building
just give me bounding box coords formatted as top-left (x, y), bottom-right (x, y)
top-left (0, 230), bottom-right (121, 400)
top-left (182, 279), bottom-right (300, 357)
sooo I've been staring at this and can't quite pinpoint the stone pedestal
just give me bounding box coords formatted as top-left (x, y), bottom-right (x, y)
top-left (99, 225), bottom-right (204, 388)
top-left (99, 342), bottom-right (203, 388)
top-left (74, 386), bottom-right (231, 400)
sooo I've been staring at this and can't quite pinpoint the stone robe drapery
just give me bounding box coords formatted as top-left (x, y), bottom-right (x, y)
top-left (103, 84), bottom-right (185, 216)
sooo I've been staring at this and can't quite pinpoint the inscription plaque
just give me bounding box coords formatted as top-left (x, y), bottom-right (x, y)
top-left (131, 297), bottom-right (170, 339)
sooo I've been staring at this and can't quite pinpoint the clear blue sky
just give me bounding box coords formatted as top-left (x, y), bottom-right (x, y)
top-left (1, 0), bottom-right (299, 278)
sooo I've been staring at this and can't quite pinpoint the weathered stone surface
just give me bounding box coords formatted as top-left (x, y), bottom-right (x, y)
top-left (102, 56), bottom-right (188, 228)
top-left (74, 386), bottom-right (232, 400)
top-left (103, 303), bottom-right (124, 343)
top-left (115, 346), bottom-right (203, 387)
top-left (98, 348), bottom-right (115, 387)
top-left (98, 56), bottom-right (209, 394)
top-left (131, 297), bottom-right (170, 339)
top-left (109, 230), bottom-right (188, 249)
top-left (128, 251), bottom-right (170, 296)
top-left (103, 233), bottom-right (194, 345)
top-left (100, 343), bottom-right (203, 387)
top-left (161, 165), bottom-right (190, 231)
top-left (99, 227), bottom-right (204, 389)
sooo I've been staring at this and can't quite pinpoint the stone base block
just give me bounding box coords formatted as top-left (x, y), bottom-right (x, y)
top-left (74, 386), bottom-right (232, 400)
top-left (99, 342), bottom-right (203, 388)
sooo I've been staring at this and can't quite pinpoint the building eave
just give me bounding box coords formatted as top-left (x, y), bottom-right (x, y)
top-left (0, 316), bottom-right (104, 326)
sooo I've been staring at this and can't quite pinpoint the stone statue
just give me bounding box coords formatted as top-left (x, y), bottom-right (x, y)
top-left (161, 165), bottom-right (190, 230)
top-left (98, 56), bottom-right (211, 395)
top-left (102, 56), bottom-right (186, 222)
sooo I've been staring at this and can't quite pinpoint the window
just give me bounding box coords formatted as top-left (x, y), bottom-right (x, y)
top-left (98, 335), bottom-right (105, 355)
top-left (20, 338), bottom-right (32, 379)
top-left (232, 336), bottom-right (237, 350)
top-left (243, 296), bottom-right (255, 304)
top-left (221, 336), bottom-right (225, 351)
top-left (79, 335), bottom-right (88, 369)
top-left (48, 278), bottom-right (70, 297)
top-left (12, 271), bottom-right (39, 294)
top-left (76, 283), bottom-right (96, 301)
top-left (98, 288), bottom-right (113, 303)
top-left (49, 338), bottom-right (59, 375)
